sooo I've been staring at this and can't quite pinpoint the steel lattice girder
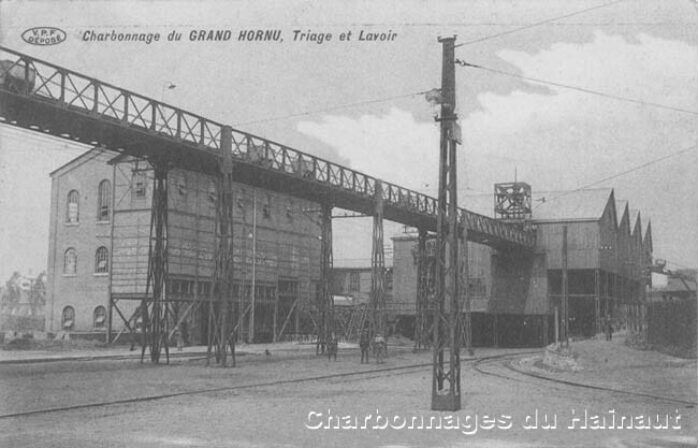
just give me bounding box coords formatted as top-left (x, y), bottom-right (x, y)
top-left (0, 46), bottom-right (534, 250)
top-left (432, 36), bottom-right (462, 412)
top-left (370, 181), bottom-right (385, 339)
top-left (141, 163), bottom-right (170, 365)
top-left (317, 203), bottom-right (333, 355)
top-left (207, 126), bottom-right (236, 366)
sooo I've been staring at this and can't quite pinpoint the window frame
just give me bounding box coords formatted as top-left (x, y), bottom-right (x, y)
top-left (94, 246), bottom-right (109, 274)
top-left (66, 190), bottom-right (79, 224)
top-left (63, 247), bottom-right (77, 276)
top-left (349, 271), bottom-right (360, 292)
top-left (132, 171), bottom-right (147, 201)
top-left (97, 179), bottom-right (111, 222)
top-left (93, 305), bottom-right (106, 329)
top-left (62, 305), bottom-right (75, 330)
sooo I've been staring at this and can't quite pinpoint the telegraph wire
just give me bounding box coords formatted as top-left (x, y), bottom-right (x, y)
top-left (456, 61), bottom-right (698, 116)
top-left (454, 0), bottom-right (627, 48)
top-left (534, 143), bottom-right (698, 207)
top-left (232, 91), bottom-right (430, 126)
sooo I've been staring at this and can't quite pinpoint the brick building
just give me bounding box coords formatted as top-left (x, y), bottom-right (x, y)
top-left (46, 148), bottom-right (322, 343)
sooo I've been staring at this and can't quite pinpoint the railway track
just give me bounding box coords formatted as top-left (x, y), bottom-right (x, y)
top-left (0, 350), bottom-right (529, 420)
top-left (472, 355), bottom-right (698, 408)
top-left (6, 348), bottom-right (691, 421)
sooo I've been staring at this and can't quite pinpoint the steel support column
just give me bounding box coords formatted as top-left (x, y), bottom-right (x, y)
top-left (459, 221), bottom-right (473, 356)
top-left (207, 126), bottom-right (235, 367)
top-left (561, 226), bottom-right (569, 346)
top-left (107, 294), bottom-right (113, 345)
top-left (317, 202), bottom-right (333, 355)
top-left (371, 180), bottom-right (385, 342)
top-left (594, 269), bottom-right (600, 334)
top-left (432, 36), bottom-right (462, 411)
top-left (415, 228), bottom-right (429, 350)
top-left (141, 161), bottom-right (170, 364)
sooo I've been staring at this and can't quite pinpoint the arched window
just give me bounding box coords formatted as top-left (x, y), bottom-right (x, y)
top-left (66, 190), bottom-right (79, 223)
top-left (62, 306), bottom-right (75, 330)
top-left (93, 306), bottom-right (106, 329)
top-left (97, 180), bottom-right (111, 221)
top-left (95, 246), bottom-right (109, 274)
top-left (64, 248), bottom-right (77, 275)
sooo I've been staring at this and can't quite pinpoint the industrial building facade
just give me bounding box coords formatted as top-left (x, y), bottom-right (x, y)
top-left (47, 149), bottom-right (652, 348)
top-left (391, 187), bottom-right (652, 347)
top-left (46, 148), bottom-right (322, 343)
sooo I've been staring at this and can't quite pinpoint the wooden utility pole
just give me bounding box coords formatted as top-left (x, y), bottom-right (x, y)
top-left (431, 36), bottom-right (462, 411)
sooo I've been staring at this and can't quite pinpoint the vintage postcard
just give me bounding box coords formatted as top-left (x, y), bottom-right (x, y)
top-left (0, 1), bottom-right (696, 447)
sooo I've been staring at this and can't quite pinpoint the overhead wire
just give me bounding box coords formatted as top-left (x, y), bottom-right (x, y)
top-left (202, 1), bottom-right (680, 128)
top-left (454, 0), bottom-right (627, 48)
top-left (534, 143), bottom-right (698, 207)
top-left (232, 91), bottom-right (430, 126)
top-left (456, 61), bottom-right (698, 116)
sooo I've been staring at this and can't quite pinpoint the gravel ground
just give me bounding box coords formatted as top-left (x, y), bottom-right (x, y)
top-left (0, 338), bottom-right (695, 448)
top-left (517, 332), bottom-right (697, 404)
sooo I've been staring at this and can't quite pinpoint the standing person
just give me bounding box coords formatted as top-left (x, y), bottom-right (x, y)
top-left (175, 324), bottom-right (184, 351)
top-left (181, 321), bottom-right (189, 347)
top-left (328, 332), bottom-right (338, 361)
top-left (359, 330), bottom-right (370, 364)
top-left (374, 333), bottom-right (386, 364)
top-left (605, 319), bottom-right (613, 341)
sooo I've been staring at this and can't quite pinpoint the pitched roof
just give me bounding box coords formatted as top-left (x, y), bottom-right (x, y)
top-left (617, 202), bottom-right (630, 234)
top-left (630, 209), bottom-right (642, 239)
top-left (531, 188), bottom-right (612, 222)
top-left (49, 147), bottom-right (118, 177)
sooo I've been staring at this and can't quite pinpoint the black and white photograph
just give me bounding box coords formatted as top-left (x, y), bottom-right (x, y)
top-left (0, 1), bottom-right (696, 447)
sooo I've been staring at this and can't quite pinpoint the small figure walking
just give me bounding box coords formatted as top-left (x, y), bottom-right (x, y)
top-left (175, 325), bottom-right (184, 351)
top-left (359, 330), bottom-right (370, 364)
top-left (327, 333), bottom-right (338, 361)
top-left (606, 320), bottom-right (614, 341)
top-left (373, 333), bottom-right (386, 364)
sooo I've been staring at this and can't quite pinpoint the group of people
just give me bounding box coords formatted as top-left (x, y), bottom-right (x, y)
top-left (359, 330), bottom-right (386, 364)
top-left (324, 330), bottom-right (386, 364)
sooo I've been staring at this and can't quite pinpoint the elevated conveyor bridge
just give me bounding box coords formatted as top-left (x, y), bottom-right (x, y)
top-left (0, 46), bottom-right (534, 249)
top-left (0, 46), bottom-right (535, 363)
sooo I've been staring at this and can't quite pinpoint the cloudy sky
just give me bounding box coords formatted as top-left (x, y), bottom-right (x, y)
top-left (0, 0), bottom-right (697, 280)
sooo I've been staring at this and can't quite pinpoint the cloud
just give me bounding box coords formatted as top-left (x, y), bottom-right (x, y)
top-left (296, 31), bottom-right (698, 267)
top-left (297, 108), bottom-right (439, 192)
top-left (298, 32), bottom-right (697, 195)
top-left (463, 31), bottom-right (698, 190)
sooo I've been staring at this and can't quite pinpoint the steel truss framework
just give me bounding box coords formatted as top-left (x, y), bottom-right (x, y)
top-left (0, 46), bottom-right (534, 368)
top-left (316, 203), bottom-right (334, 355)
top-left (0, 46), bottom-right (534, 251)
top-left (415, 229), bottom-right (431, 349)
top-left (140, 162), bottom-right (170, 363)
top-left (432, 36), bottom-right (462, 412)
top-left (370, 181), bottom-right (385, 342)
top-left (206, 126), bottom-right (236, 366)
